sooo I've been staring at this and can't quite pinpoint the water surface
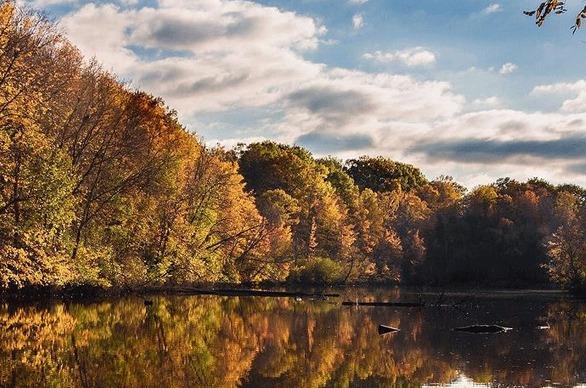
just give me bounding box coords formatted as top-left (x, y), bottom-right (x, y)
top-left (1, 289), bottom-right (585, 387)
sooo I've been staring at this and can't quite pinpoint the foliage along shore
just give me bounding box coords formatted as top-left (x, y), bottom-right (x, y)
top-left (1, 2), bottom-right (586, 295)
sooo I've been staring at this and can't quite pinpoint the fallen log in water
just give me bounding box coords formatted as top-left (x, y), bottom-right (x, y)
top-left (453, 324), bottom-right (513, 334)
top-left (144, 287), bottom-right (339, 298)
top-left (378, 324), bottom-right (400, 335)
top-left (341, 301), bottom-right (424, 307)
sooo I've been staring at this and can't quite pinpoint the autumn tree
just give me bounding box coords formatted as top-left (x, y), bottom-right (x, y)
top-left (238, 142), bottom-right (356, 275)
top-left (345, 156), bottom-right (427, 193)
top-left (544, 191), bottom-right (586, 290)
top-left (0, 3), bottom-right (76, 288)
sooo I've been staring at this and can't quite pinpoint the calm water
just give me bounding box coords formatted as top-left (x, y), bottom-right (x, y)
top-left (0, 289), bottom-right (585, 387)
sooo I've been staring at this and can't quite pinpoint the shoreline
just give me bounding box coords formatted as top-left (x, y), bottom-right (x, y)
top-left (0, 283), bottom-right (578, 304)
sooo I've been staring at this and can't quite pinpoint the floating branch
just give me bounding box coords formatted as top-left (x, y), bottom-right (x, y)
top-left (378, 325), bottom-right (400, 335)
top-left (454, 325), bottom-right (513, 334)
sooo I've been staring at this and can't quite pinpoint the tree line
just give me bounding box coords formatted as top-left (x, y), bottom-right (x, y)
top-left (1, 2), bottom-right (585, 291)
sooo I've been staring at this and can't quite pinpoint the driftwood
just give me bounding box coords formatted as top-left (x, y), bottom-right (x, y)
top-left (342, 301), bottom-right (424, 307)
top-left (378, 324), bottom-right (400, 335)
top-left (454, 325), bottom-right (512, 334)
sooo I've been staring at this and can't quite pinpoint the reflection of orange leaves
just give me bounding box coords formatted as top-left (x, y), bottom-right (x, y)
top-left (0, 305), bottom-right (77, 384)
top-left (267, 315), bottom-right (291, 347)
top-left (2, 296), bottom-right (583, 387)
top-left (337, 314), bottom-right (353, 346)
top-left (307, 316), bottom-right (316, 351)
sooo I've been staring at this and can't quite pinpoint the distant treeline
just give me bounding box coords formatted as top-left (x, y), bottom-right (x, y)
top-left (1, 3), bottom-right (585, 291)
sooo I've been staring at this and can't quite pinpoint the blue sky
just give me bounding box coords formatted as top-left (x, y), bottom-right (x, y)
top-left (25, 0), bottom-right (586, 187)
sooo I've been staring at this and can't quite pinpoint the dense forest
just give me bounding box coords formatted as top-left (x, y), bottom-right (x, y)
top-left (1, 2), bottom-right (586, 292)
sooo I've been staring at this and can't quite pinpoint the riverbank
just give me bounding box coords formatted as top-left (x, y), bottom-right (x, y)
top-left (0, 282), bottom-right (578, 304)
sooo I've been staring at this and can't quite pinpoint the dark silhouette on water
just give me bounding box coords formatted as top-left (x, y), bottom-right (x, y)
top-left (454, 324), bottom-right (513, 334)
top-left (378, 324), bottom-right (400, 334)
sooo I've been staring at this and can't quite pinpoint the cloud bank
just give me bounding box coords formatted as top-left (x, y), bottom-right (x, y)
top-left (54, 0), bottom-right (586, 187)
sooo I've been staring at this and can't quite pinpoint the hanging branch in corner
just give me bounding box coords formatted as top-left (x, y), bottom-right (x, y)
top-left (523, 1), bottom-right (586, 34)
top-left (571, 6), bottom-right (586, 34)
top-left (523, 1), bottom-right (567, 27)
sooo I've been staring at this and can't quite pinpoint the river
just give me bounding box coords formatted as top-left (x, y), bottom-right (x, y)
top-left (1, 289), bottom-right (585, 387)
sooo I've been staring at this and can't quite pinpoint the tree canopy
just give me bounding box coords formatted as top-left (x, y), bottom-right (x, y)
top-left (1, 2), bottom-right (586, 291)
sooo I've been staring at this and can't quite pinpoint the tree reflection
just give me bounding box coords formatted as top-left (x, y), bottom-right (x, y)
top-left (0, 294), bottom-right (584, 387)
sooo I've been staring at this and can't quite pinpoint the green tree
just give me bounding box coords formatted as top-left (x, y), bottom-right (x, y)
top-left (345, 156), bottom-right (427, 193)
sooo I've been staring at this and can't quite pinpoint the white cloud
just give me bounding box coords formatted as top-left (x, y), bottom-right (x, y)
top-left (352, 13), bottom-right (364, 30)
top-left (60, 4), bottom-right (136, 72)
top-left (470, 96), bottom-right (501, 109)
top-left (499, 62), bottom-right (518, 75)
top-left (532, 79), bottom-right (586, 112)
top-left (55, 0), bottom-right (586, 187)
top-left (532, 80), bottom-right (586, 95)
top-left (348, 0), bottom-right (367, 4)
top-left (129, 5), bottom-right (324, 52)
top-left (408, 108), bottom-right (586, 184)
top-left (281, 68), bottom-right (463, 137)
top-left (363, 47), bottom-right (437, 67)
top-left (61, 1), bottom-right (459, 126)
top-left (483, 3), bottom-right (502, 14)
top-left (61, 1), bottom-right (325, 113)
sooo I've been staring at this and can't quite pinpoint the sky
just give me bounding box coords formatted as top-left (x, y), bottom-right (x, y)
top-left (21, 0), bottom-right (586, 187)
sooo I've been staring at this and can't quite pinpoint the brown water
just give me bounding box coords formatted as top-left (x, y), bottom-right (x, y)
top-left (0, 289), bottom-right (585, 387)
